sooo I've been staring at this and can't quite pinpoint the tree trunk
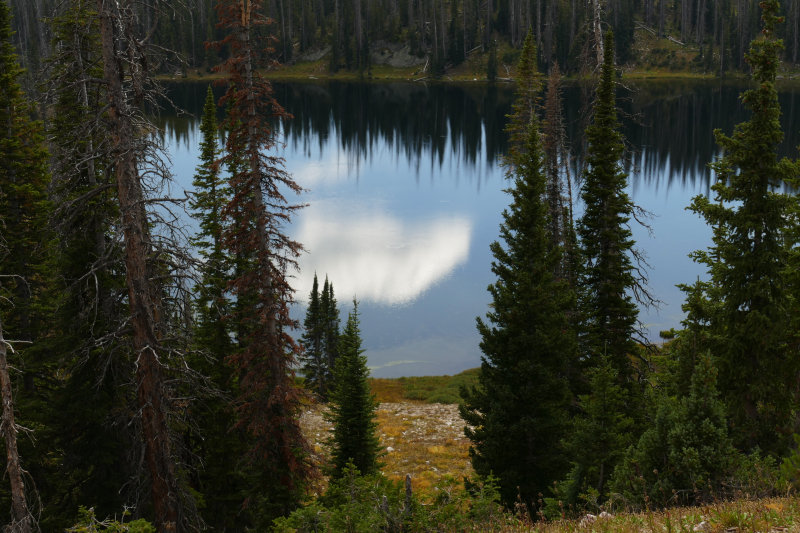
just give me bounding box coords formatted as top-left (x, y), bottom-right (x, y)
top-left (96, 2), bottom-right (180, 531)
top-left (0, 321), bottom-right (30, 533)
top-left (593, 0), bottom-right (604, 65)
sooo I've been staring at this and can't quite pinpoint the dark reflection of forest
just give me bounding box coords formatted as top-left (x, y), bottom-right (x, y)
top-left (158, 80), bottom-right (800, 193)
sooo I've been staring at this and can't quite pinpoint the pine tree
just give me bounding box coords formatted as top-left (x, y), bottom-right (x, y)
top-left (324, 301), bottom-right (383, 478)
top-left (43, 0), bottom-right (132, 525)
top-left (460, 38), bottom-right (575, 510)
top-left (300, 273), bottom-right (327, 396)
top-left (689, 0), bottom-right (800, 452)
top-left (577, 30), bottom-right (643, 390)
top-left (559, 355), bottom-right (635, 504)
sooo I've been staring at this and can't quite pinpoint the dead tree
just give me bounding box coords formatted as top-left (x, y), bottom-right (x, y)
top-left (42, 0), bottom-right (208, 530)
top-left (0, 317), bottom-right (31, 533)
top-left (212, 0), bottom-right (317, 504)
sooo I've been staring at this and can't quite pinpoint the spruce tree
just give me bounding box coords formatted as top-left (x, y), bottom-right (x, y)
top-left (577, 30), bottom-right (643, 389)
top-left (460, 37), bottom-right (575, 510)
top-left (689, 0), bottom-right (800, 452)
top-left (324, 301), bottom-right (383, 478)
top-left (0, 3), bottom-right (50, 528)
top-left (558, 355), bottom-right (634, 504)
top-left (611, 354), bottom-right (734, 505)
top-left (190, 85), bottom-right (232, 362)
top-left (300, 273), bottom-right (328, 396)
top-left (320, 277), bottom-right (341, 390)
top-left (188, 85), bottom-right (249, 531)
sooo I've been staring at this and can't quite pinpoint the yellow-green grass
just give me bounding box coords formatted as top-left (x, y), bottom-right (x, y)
top-left (369, 367), bottom-right (480, 405)
top-left (493, 497), bottom-right (799, 532)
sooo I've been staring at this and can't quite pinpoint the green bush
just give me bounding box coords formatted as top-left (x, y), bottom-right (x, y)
top-left (67, 507), bottom-right (155, 533)
top-left (273, 464), bottom-right (506, 533)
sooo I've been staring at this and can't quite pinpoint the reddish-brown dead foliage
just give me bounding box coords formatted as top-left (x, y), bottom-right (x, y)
top-left (211, 0), bottom-right (316, 490)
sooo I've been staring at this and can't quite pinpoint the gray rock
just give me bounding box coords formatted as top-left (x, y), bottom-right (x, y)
top-left (297, 46), bottom-right (331, 63)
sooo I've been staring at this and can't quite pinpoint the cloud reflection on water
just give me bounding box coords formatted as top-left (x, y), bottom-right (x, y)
top-left (295, 201), bottom-right (472, 306)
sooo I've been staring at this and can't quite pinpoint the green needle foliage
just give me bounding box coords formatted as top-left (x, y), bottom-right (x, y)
top-left (325, 300), bottom-right (383, 478)
top-left (557, 355), bottom-right (634, 505)
top-left (190, 85), bottom-right (232, 360)
top-left (301, 273), bottom-right (327, 396)
top-left (688, 0), bottom-right (800, 453)
top-left (612, 354), bottom-right (734, 506)
top-left (188, 86), bottom-right (249, 531)
top-left (577, 30), bottom-right (644, 391)
top-left (460, 38), bottom-right (575, 510)
top-left (320, 276), bottom-right (341, 392)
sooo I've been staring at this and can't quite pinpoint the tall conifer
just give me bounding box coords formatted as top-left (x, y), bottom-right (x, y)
top-left (188, 85), bottom-right (249, 531)
top-left (320, 276), bottom-right (341, 390)
top-left (460, 35), bottom-right (575, 510)
top-left (300, 274), bottom-right (327, 396)
top-left (577, 30), bottom-right (643, 389)
top-left (0, 3), bottom-right (49, 529)
top-left (688, 0), bottom-right (800, 452)
top-left (324, 301), bottom-right (383, 478)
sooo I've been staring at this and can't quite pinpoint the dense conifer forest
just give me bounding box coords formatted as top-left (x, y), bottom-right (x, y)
top-left (3, 0), bottom-right (800, 528)
top-left (10, 0), bottom-right (800, 81)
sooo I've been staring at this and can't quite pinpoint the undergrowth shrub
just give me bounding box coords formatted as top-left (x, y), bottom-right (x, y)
top-left (67, 507), bottom-right (155, 533)
top-left (273, 464), bottom-right (505, 532)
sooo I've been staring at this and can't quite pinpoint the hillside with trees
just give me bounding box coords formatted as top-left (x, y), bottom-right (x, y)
top-left (7, 0), bottom-right (799, 81)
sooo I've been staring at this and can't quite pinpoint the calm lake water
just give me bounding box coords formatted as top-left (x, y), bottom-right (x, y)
top-left (158, 79), bottom-right (800, 377)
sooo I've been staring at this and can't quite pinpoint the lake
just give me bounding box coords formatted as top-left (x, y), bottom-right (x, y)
top-left (157, 78), bottom-right (800, 378)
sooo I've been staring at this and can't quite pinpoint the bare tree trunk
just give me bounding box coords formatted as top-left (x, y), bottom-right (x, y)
top-left (463, 0), bottom-right (467, 60)
top-left (96, 2), bottom-right (180, 531)
top-left (0, 321), bottom-right (30, 533)
top-left (486, 0), bottom-right (492, 49)
top-left (440, 0), bottom-right (446, 63)
top-left (659, 0), bottom-right (665, 35)
top-left (593, 0), bottom-right (603, 65)
top-left (794, 0), bottom-right (799, 62)
top-left (536, 0), bottom-right (541, 54)
top-left (409, 0), bottom-right (415, 42)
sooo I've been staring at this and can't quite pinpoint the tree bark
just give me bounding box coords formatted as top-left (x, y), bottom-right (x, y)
top-left (96, 2), bottom-right (180, 531)
top-left (0, 321), bottom-right (31, 533)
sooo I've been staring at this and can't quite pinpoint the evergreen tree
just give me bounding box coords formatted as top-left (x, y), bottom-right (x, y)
top-left (611, 354), bottom-right (734, 505)
top-left (689, 0), bottom-right (800, 452)
top-left (190, 85), bottom-right (232, 362)
top-left (558, 355), bottom-right (634, 504)
top-left (577, 30), bottom-right (643, 390)
top-left (300, 273), bottom-right (328, 396)
top-left (42, 1), bottom-right (133, 527)
top-left (188, 85), bottom-right (249, 531)
top-left (460, 38), bottom-right (575, 510)
top-left (0, 2), bottom-right (51, 529)
top-left (320, 277), bottom-right (341, 390)
top-left (324, 301), bottom-right (383, 478)
top-left (486, 38), bottom-right (498, 81)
